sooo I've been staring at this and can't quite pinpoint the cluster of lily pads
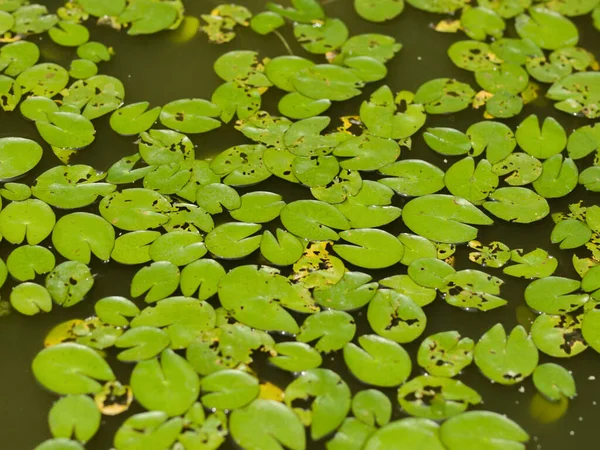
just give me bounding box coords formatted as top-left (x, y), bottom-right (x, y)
top-left (0, 0), bottom-right (599, 449)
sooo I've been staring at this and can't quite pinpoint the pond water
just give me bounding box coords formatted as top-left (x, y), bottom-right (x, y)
top-left (0, 0), bottom-right (599, 449)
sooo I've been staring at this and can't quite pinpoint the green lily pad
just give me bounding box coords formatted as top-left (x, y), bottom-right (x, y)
top-left (284, 368), bottom-right (351, 440)
top-left (131, 349), bottom-right (199, 417)
top-left (352, 390), bottom-right (392, 427)
top-left (212, 82), bottom-right (262, 123)
top-left (250, 11), bottom-right (285, 35)
top-left (364, 418), bottom-right (445, 450)
top-left (180, 259), bottom-right (225, 300)
top-left (326, 418), bottom-right (374, 450)
top-left (313, 271), bottom-right (378, 311)
top-left (566, 124), bottom-right (600, 159)
top-left (218, 265), bottom-right (304, 334)
top-left (403, 194), bottom-right (493, 244)
top-left (10, 282), bottom-right (53, 316)
top-left (69, 59), bottom-right (98, 79)
top-left (293, 18), bottom-right (349, 54)
top-left (333, 229), bottom-right (404, 269)
top-left (100, 188), bottom-right (171, 231)
top-left (270, 341), bottom-right (323, 372)
top-left (379, 160), bottom-right (445, 197)
top-left (32, 343), bottom-right (115, 395)
top-left (36, 112), bottom-right (95, 149)
top-left (131, 296), bottom-right (215, 349)
top-left (265, 56), bottom-right (315, 92)
top-left (52, 213), bottom-right (115, 264)
top-left (7, 245), bottom-right (55, 281)
top-left (467, 120), bottom-right (516, 163)
top-left (205, 222), bottom-right (262, 259)
top-left (582, 306), bottom-right (600, 353)
top-left (485, 90), bottom-right (524, 119)
top-left (130, 262), bottom-right (180, 303)
top-left (230, 400), bottom-right (306, 450)
top-left (210, 144), bottom-right (270, 186)
top-left (0, 41), bottom-right (40, 77)
top-left (515, 6), bottom-right (578, 50)
top-left (344, 334), bottom-right (411, 387)
top-left (20, 96), bottom-right (58, 122)
top-left (532, 363), bottom-right (577, 401)
top-left (281, 200), bottom-right (350, 241)
top-left (442, 269), bottom-right (506, 311)
top-left (355, 0), bottom-right (404, 22)
top-left (111, 231), bottom-right (159, 265)
top-left (201, 369), bottom-right (259, 410)
top-left (78, 0), bottom-right (125, 16)
top-left (119, 0), bottom-right (179, 35)
top-left (196, 183), bottom-right (241, 214)
top-left (525, 276), bottom-right (588, 314)
top-left (0, 182), bottom-right (30, 201)
top-left (547, 71), bottom-right (600, 119)
top-left (77, 41), bottom-right (112, 63)
top-left (279, 92), bottom-right (331, 120)
top-left (492, 153), bottom-right (542, 186)
top-left (380, 274), bottom-right (437, 306)
top-left (408, 258), bottom-right (455, 289)
top-left (448, 41), bottom-right (499, 72)
top-left (95, 296), bottom-right (140, 327)
top-left (49, 21), bottom-right (90, 47)
top-left (0, 137), bottom-right (42, 181)
top-left (148, 231), bottom-right (206, 266)
top-left (551, 218), bottom-right (592, 249)
top-left (334, 134), bottom-right (400, 171)
top-left (515, 115), bottom-right (567, 160)
top-left (360, 86), bottom-right (426, 140)
top-left (418, 331), bottom-right (474, 377)
top-left (406, 0), bottom-right (467, 13)
top-left (530, 313), bottom-right (588, 357)
top-left (413, 78), bottom-right (476, 114)
top-left (440, 411), bottom-right (529, 450)
top-left (445, 157), bottom-right (498, 203)
top-left (17, 63), bottom-right (68, 98)
top-left (0, 199), bottom-right (55, 244)
top-left (113, 411), bottom-right (183, 450)
top-left (110, 102), bottom-right (161, 136)
top-left (532, 154), bottom-right (578, 198)
top-left (159, 98), bottom-right (221, 134)
top-left (483, 187), bottom-right (549, 223)
top-left (398, 375), bottom-right (481, 420)
top-left (367, 289), bottom-right (426, 343)
top-left (474, 324), bottom-right (539, 385)
top-left (503, 248), bottom-right (558, 278)
top-left (339, 33), bottom-right (402, 63)
top-left (292, 64), bottom-right (364, 102)
top-left (260, 229), bottom-right (304, 266)
top-left (267, 0), bottom-right (325, 22)
top-left (461, 6), bottom-right (505, 40)
top-left (48, 394), bottom-right (100, 443)
top-left (46, 261), bottom-right (94, 307)
top-left (297, 310), bottom-right (355, 352)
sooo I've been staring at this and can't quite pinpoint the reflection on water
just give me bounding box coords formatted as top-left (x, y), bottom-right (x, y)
top-left (0, 1), bottom-right (599, 449)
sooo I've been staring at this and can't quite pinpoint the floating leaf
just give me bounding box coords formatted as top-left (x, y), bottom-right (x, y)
top-left (364, 418), bottom-right (445, 449)
top-left (547, 71), bottom-right (600, 118)
top-left (355, 0), bottom-right (404, 22)
top-left (515, 7), bottom-right (578, 50)
top-left (110, 102), bottom-right (161, 136)
top-left (503, 248), bottom-right (558, 278)
top-left (10, 282), bottom-right (53, 316)
top-left (333, 229), bottom-right (404, 269)
top-left (367, 289), bottom-right (426, 343)
top-left (260, 229), bottom-right (304, 266)
top-left (297, 310), bottom-right (355, 352)
top-left (344, 334), bottom-right (411, 387)
top-left (205, 222), bottom-right (262, 259)
top-left (52, 213), bottom-right (115, 264)
top-left (398, 375), bottom-right (481, 420)
top-left (414, 78), bottom-right (476, 114)
top-left (293, 18), bottom-right (348, 54)
top-left (515, 115), bottom-right (566, 159)
top-left (281, 200), bottom-right (350, 241)
top-left (533, 363), bottom-right (576, 401)
top-left (352, 389), bottom-right (392, 427)
top-left (445, 157), bottom-right (498, 204)
top-left (378, 160), bottom-right (445, 197)
top-left (474, 324), bottom-right (539, 385)
top-left (440, 411), bottom-right (529, 450)
top-left (32, 343), bottom-right (115, 395)
top-left (113, 411), bottom-right (183, 450)
top-left (130, 262), bottom-right (180, 303)
top-left (483, 187), bottom-right (549, 223)
top-left (313, 271), bottom-right (377, 311)
top-left (402, 194), bottom-right (493, 244)
top-left (7, 245), bottom-right (55, 281)
top-left (131, 349), bottom-right (199, 417)
top-left (230, 400), bottom-right (306, 450)
top-left (525, 277), bottom-right (588, 314)
top-left (250, 11), bottom-right (285, 35)
top-left (284, 368), bottom-right (351, 440)
top-left (418, 331), bottom-right (474, 377)
top-left (270, 341), bottom-right (322, 372)
top-left (48, 394), bottom-right (100, 443)
top-left (46, 261), bottom-right (94, 307)
top-left (0, 199), bottom-right (55, 245)
top-left (530, 313), bottom-right (587, 357)
top-left (180, 259), bottom-right (226, 300)
top-left (100, 188), bottom-right (170, 231)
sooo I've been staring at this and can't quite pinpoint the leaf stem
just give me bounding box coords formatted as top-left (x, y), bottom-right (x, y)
top-left (274, 30), bottom-right (294, 56)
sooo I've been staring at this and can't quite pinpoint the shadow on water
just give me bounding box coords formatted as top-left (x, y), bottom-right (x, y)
top-left (0, 0), bottom-right (600, 448)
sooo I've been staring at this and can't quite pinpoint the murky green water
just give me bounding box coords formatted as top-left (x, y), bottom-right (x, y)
top-left (1, 1), bottom-right (600, 448)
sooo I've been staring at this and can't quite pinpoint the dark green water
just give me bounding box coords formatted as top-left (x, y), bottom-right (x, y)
top-left (1, 1), bottom-right (600, 449)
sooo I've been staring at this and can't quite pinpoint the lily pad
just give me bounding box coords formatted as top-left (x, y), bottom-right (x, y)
top-left (46, 261), bottom-right (94, 307)
top-left (52, 213), bottom-right (115, 264)
top-left (417, 331), bottom-right (474, 377)
top-left (532, 363), bottom-right (576, 401)
top-left (367, 289), bottom-right (427, 343)
top-left (48, 394), bottom-right (101, 443)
